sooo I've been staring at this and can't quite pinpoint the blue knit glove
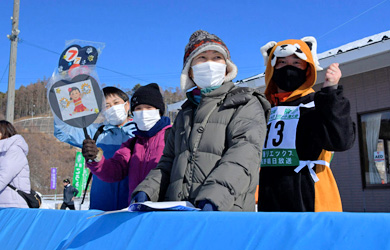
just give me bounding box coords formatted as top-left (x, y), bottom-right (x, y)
top-left (130, 191), bottom-right (149, 204)
top-left (198, 200), bottom-right (217, 211)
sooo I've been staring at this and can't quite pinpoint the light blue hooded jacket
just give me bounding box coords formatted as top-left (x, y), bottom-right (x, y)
top-left (54, 119), bottom-right (136, 211)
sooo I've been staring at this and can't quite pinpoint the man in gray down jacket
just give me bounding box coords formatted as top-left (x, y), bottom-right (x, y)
top-left (131, 30), bottom-right (270, 211)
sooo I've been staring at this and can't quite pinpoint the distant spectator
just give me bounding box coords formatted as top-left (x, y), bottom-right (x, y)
top-left (61, 179), bottom-right (79, 210)
top-left (0, 120), bottom-right (32, 208)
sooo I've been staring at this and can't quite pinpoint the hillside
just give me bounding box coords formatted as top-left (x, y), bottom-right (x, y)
top-left (17, 124), bottom-right (79, 195)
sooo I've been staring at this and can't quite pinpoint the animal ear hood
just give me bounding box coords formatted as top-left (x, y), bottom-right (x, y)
top-left (301, 36), bottom-right (322, 71)
top-left (260, 41), bottom-right (277, 66)
top-left (260, 36), bottom-right (322, 70)
top-left (260, 36), bottom-right (322, 103)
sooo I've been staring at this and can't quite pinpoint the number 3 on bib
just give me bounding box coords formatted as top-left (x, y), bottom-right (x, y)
top-left (261, 105), bottom-right (302, 167)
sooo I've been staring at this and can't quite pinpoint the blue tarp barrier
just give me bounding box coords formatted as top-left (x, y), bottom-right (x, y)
top-left (0, 208), bottom-right (389, 249)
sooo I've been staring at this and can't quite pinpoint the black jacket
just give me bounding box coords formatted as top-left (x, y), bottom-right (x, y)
top-left (63, 184), bottom-right (79, 205)
top-left (259, 85), bottom-right (355, 212)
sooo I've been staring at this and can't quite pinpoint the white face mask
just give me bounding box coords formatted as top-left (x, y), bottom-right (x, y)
top-left (132, 109), bottom-right (161, 131)
top-left (104, 102), bottom-right (128, 126)
top-left (191, 61), bottom-right (227, 89)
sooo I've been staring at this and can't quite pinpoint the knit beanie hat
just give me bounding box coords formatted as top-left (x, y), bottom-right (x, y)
top-left (180, 30), bottom-right (238, 92)
top-left (130, 83), bottom-right (165, 116)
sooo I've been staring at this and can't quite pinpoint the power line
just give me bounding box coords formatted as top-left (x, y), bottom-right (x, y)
top-left (18, 38), bottom-right (149, 83)
top-left (96, 65), bottom-right (148, 83)
top-left (0, 63), bottom-right (9, 84)
top-left (18, 39), bottom-right (59, 55)
top-left (318, 0), bottom-right (389, 40)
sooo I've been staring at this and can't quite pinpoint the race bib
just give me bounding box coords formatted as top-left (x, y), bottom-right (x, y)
top-left (261, 105), bottom-right (304, 167)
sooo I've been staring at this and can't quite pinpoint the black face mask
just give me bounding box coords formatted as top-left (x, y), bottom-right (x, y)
top-left (272, 65), bottom-right (307, 92)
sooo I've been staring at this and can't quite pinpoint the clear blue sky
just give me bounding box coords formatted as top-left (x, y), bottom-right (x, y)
top-left (0, 0), bottom-right (389, 93)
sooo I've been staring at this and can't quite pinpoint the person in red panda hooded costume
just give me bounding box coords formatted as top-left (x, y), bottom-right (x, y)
top-left (258, 36), bottom-right (355, 212)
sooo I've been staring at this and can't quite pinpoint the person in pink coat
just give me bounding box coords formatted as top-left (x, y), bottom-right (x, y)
top-left (82, 83), bottom-right (171, 207)
top-left (0, 120), bottom-right (31, 208)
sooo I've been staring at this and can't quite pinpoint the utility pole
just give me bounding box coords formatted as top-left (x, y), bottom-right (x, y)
top-left (6, 0), bottom-right (20, 123)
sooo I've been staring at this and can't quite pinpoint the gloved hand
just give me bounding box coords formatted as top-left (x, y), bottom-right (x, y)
top-left (130, 191), bottom-right (149, 204)
top-left (82, 138), bottom-right (99, 161)
top-left (198, 200), bottom-right (217, 211)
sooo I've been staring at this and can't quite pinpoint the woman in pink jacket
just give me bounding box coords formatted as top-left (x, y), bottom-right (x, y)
top-left (82, 83), bottom-right (171, 207)
top-left (0, 120), bottom-right (31, 208)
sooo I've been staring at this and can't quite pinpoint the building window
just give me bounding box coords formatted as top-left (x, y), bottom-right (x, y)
top-left (359, 110), bottom-right (390, 187)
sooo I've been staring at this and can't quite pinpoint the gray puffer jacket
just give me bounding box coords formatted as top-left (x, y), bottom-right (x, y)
top-left (133, 82), bottom-right (270, 211)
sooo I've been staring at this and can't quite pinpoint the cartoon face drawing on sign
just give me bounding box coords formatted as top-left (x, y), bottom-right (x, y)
top-left (49, 74), bottom-right (103, 128)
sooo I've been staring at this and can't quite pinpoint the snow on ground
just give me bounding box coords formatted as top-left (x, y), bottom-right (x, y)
top-left (39, 195), bottom-right (90, 210)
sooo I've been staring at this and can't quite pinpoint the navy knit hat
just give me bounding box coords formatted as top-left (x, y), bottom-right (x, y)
top-left (130, 83), bottom-right (165, 116)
